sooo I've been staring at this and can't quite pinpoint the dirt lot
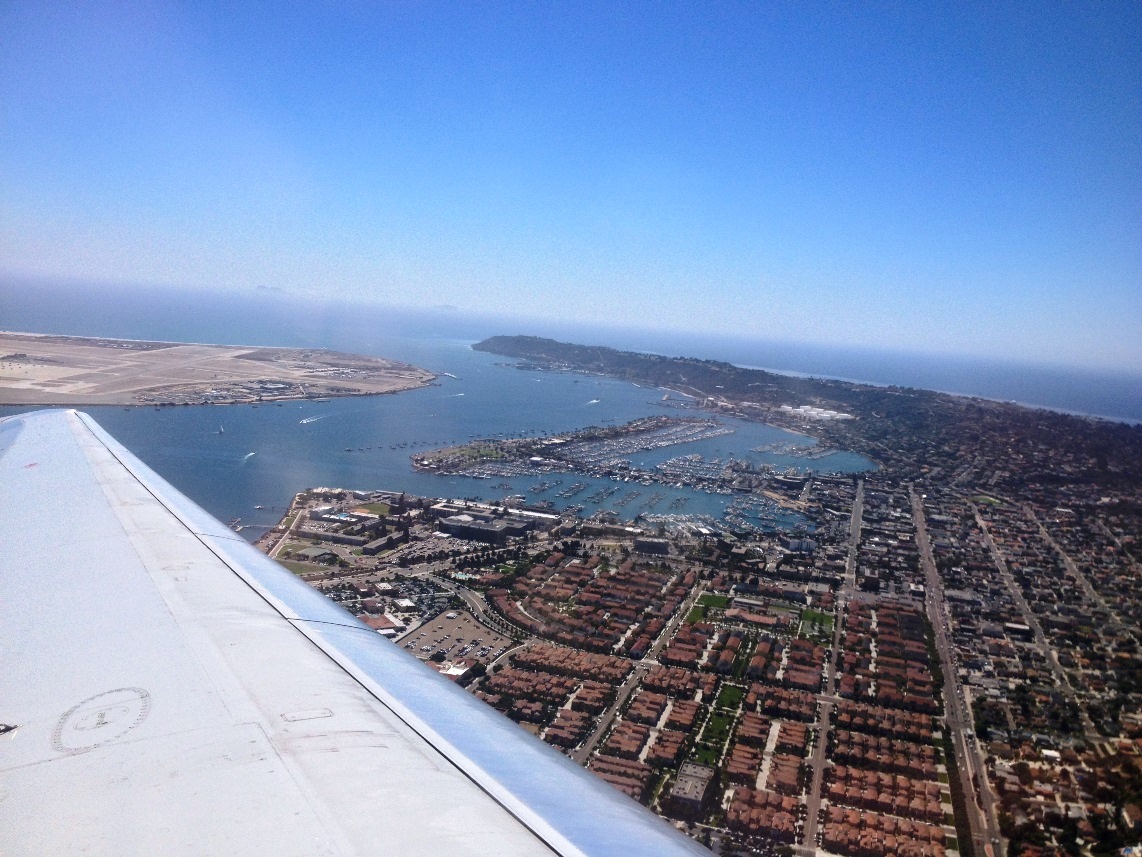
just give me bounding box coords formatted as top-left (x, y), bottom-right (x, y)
top-left (0, 331), bottom-right (434, 405)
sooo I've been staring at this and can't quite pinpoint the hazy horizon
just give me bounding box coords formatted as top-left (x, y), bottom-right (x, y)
top-left (4, 274), bottom-right (1140, 426)
top-left (2, 4), bottom-right (1139, 371)
top-left (8, 271), bottom-right (1142, 376)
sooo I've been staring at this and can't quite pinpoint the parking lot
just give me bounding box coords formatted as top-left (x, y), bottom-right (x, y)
top-left (397, 609), bottom-right (514, 665)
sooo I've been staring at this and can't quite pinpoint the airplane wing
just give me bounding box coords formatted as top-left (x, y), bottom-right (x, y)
top-left (0, 409), bottom-right (709, 857)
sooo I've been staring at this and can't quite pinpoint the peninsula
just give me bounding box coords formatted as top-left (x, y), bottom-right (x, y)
top-left (0, 331), bottom-right (435, 406)
top-left (473, 335), bottom-right (1142, 491)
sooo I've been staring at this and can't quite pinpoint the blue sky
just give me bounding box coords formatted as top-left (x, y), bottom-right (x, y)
top-left (2, 2), bottom-right (1139, 370)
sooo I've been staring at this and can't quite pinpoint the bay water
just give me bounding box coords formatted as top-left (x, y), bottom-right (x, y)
top-left (3, 278), bottom-right (1136, 539)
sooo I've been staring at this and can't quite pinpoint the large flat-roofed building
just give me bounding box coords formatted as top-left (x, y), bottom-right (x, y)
top-left (667, 762), bottom-right (714, 818)
top-left (438, 513), bottom-right (533, 545)
top-left (362, 531), bottom-right (406, 555)
top-left (634, 537), bottom-right (670, 555)
top-left (294, 546), bottom-right (337, 563)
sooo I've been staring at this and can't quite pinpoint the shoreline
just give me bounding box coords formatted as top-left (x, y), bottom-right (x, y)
top-left (0, 330), bottom-right (436, 407)
top-left (0, 387), bottom-right (430, 408)
top-left (731, 360), bottom-right (1141, 427)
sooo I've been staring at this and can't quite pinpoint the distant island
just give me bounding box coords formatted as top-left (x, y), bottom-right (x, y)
top-left (473, 335), bottom-right (1142, 494)
top-left (0, 331), bottom-right (435, 406)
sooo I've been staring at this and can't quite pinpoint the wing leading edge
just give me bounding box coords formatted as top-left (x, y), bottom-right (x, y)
top-left (0, 409), bottom-right (709, 857)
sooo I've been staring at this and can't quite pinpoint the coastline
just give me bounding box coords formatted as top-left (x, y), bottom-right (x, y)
top-left (472, 336), bottom-right (1141, 489)
top-left (0, 330), bottom-right (436, 407)
top-left (732, 361), bottom-right (1141, 426)
top-left (0, 387), bottom-right (433, 408)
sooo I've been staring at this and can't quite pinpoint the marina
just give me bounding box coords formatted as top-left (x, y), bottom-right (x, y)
top-left (1, 337), bottom-right (874, 540)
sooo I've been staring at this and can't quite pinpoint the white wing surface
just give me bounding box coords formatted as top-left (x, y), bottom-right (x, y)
top-left (0, 409), bottom-right (709, 857)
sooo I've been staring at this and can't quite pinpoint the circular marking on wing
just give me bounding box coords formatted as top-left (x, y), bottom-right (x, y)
top-left (53, 688), bottom-right (151, 754)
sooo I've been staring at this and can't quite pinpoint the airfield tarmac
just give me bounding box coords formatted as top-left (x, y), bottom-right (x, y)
top-left (0, 331), bottom-right (435, 406)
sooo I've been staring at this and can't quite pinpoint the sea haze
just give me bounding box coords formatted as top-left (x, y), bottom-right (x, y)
top-left (4, 277), bottom-right (1137, 538)
top-left (5, 276), bottom-right (1139, 423)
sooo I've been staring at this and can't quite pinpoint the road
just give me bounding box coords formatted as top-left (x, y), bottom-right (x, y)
top-left (268, 497), bottom-right (305, 558)
top-left (572, 664), bottom-right (648, 764)
top-left (1026, 506), bottom-right (1130, 638)
top-left (914, 490), bottom-right (1003, 856)
top-left (572, 581), bottom-right (707, 765)
top-left (1096, 519), bottom-right (1139, 569)
top-left (973, 506), bottom-right (1100, 742)
top-left (424, 572), bottom-right (528, 639)
top-left (798, 478), bottom-right (862, 855)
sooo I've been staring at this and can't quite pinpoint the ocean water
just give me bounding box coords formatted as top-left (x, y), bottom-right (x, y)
top-left (2, 278), bottom-right (1137, 538)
